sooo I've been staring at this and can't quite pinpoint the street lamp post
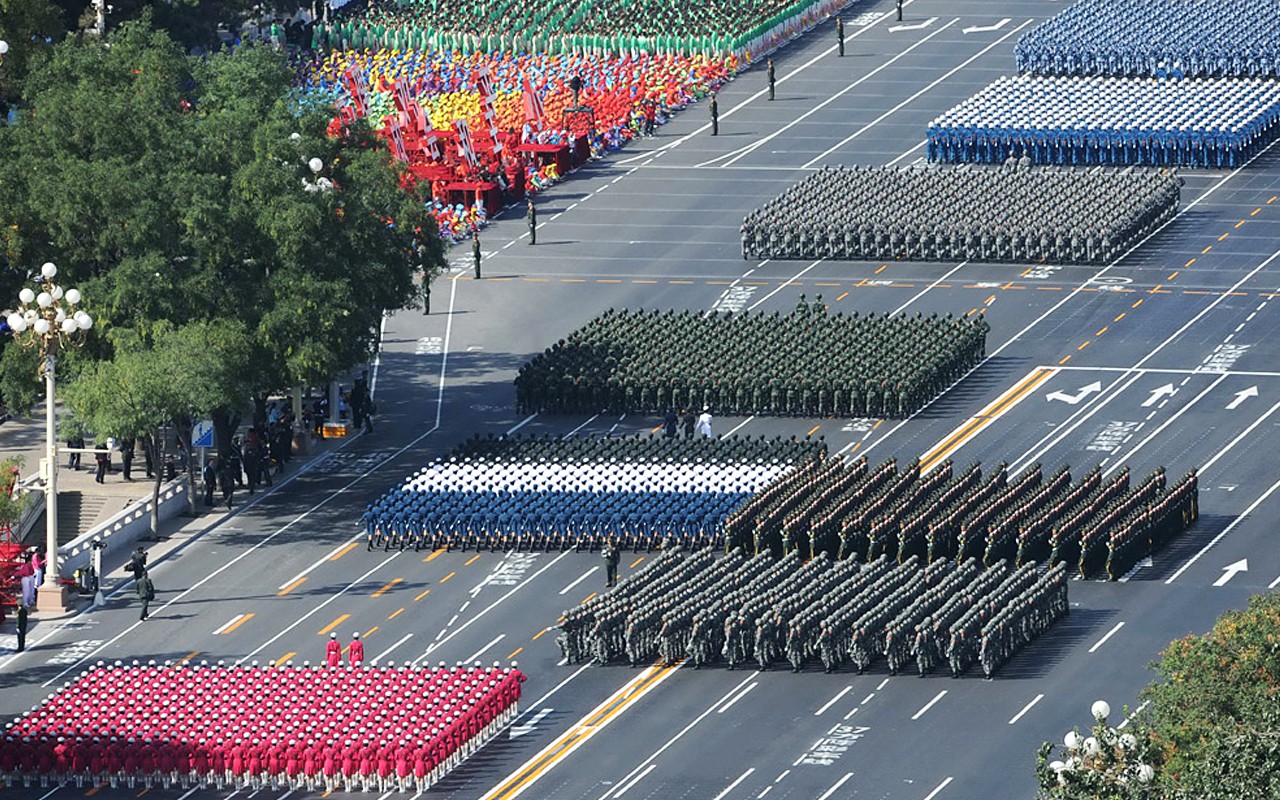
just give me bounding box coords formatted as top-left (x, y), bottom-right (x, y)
top-left (5, 262), bottom-right (93, 612)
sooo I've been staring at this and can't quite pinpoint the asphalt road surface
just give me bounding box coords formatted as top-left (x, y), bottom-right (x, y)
top-left (6, 0), bottom-right (1280, 798)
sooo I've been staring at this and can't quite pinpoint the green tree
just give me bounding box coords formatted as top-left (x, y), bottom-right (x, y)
top-left (0, 0), bottom-right (66, 104)
top-left (1037, 592), bottom-right (1280, 800)
top-left (1, 20), bottom-right (445, 451)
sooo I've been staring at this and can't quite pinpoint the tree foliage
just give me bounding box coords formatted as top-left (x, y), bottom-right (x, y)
top-left (0, 20), bottom-right (445, 445)
top-left (1037, 592), bottom-right (1280, 800)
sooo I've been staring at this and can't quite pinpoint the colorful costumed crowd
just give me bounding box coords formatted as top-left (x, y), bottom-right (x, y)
top-left (1, 664), bottom-right (525, 793)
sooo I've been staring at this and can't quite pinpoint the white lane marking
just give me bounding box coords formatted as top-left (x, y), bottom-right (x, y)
top-left (238, 553), bottom-right (402, 665)
top-left (412, 549), bottom-right (573, 664)
top-left (371, 633), bottom-right (414, 664)
top-left (714, 19), bottom-right (957, 168)
top-left (278, 535), bottom-right (376, 591)
top-left (598, 672), bottom-right (761, 800)
top-left (1167, 472), bottom-right (1280, 584)
top-left (911, 690), bottom-right (948, 720)
top-left (1117, 701), bottom-right (1149, 730)
top-left (464, 634), bottom-right (506, 664)
top-left (804, 18), bottom-right (1032, 168)
top-left (842, 707), bottom-right (859, 721)
top-left (1008, 694), bottom-right (1044, 725)
top-left (1198, 398), bottom-right (1280, 476)
top-left (861, 693), bottom-right (875, 704)
top-left (177, 788), bottom-right (202, 800)
top-left (718, 681), bottom-right (758, 713)
top-left (724, 416), bottom-right (757, 437)
top-left (212, 614), bottom-right (246, 635)
top-left (816, 772), bottom-right (855, 800)
top-left (507, 414), bottom-right (538, 434)
top-left (876, 678), bottom-right (890, 690)
top-left (509, 707), bottom-right (555, 739)
top-left (1104, 374), bottom-right (1228, 476)
top-left (612, 763), bottom-right (657, 798)
top-left (447, 614), bottom-right (460, 627)
top-left (748, 260), bottom-right (823, 310)
top-left (1008, 371), bottom-right (1142, 475)
top-left (559, 566), bottom-right (600, 595)
top-left (756, 787), bottom-right (772, 798)
top-left (774, 770), bottom-right (790, 783)
top-left (563, 414), bottom-right (600, 438)
top-left (1213, 559), bottom-right (1249, 586)
top-left (855, 139), bottom-right (1280, 462)
top-left (1088, 622), bottom-right (1125, 653)
top-left (922, 777), bottom-right (954, 800)
top-left (1269, 574), bottom-right (1280, 589)
top-left (815, 686), bottom-right (854, 716)
top-left (712, 769), bottom-right (756, 800)
top-left (890, 261), bottom-right (969, 316)
top-left (35, 789), bottom-right (60, 800)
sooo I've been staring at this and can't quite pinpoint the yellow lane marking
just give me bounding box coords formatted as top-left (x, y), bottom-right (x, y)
top-left (1270, 196), bottom-right (1277, 203)
top-left (1251, 208), bottom-right (1262, 216)
top-left (318, 614), bottom-right (350, 636)
top-left (178, 650), bottom-right (201, 665)
top-left (1202, 246), bottom-right (1213, 254)
top-left (479, 664), bottom-right (681, 800)
top-left (440, 571), bottom-right (456, 583)
top-left (835, 292), bottom-right (849, 301)
top-left (330, 542), bottom-right (359, 561)
top-left (507, 647), bottom-right (524, 660)
top-left (1235, 221), bottom-right (1246, 229)
top-left (650, 425), bottom-right (663, 433)
top-left (629, 556), bottom-right (645, 569)
top-left (874, 265), bottom-right (888, 274)
top-left (597, 279), bottom-right (622, 283)
top-left (561, 279), bottom-right (586, 283)
top-left (918, 368), bottom-right (1057, 472)
top-left (221, 613), bottom-right (255, 635)
top-left (363, 626), bottom-right (379, 638)
top-left (276, 651), bottom-right (297, 665)
top-left (523, 278), bottom-right (549, 282)
top-left (1167, 271), bottom-right (1179, 280)
top-left (984, 295), bottom-right (996, 306)
top-left (633, 280), bottom-right (658, 284)
top-left (136, 789), bottom-right (150, 797)
top-left (1114, 313), bottom-right (1126, 322)
top-left (415, 588), bottom-right (432, 601)
top-left (278, 577), bottom-right (307, 596)
top-left (707, 280), bottom-right (733, 285)
top-left (532, 627), bottom-right (551, 641)
top-left (85, 786), bottom-right (101, 796)
top-left (1184, 290), bottom-right (1211, 295)
top-left (1149, 284), bottom-right (1163, 294)
top-left (1077, 341), bottom-right (1091, 351)
top-left (582, 592), bottom-right (597, 604)
top-left (424, 548), bottom-right (447, 562)
top-left (1218, 233), bottom-right (1230, 241)
top-left (1185, 258), bottom-right (1197, 267)
top-left (1036, 286), bottom-right (1061, 291)
top-left (847, 442), bottom-right (861, 454)
top-left (371, 578), bottom-right (403, 598)
top-left (389, 607), bottom-right (406, 620)
top-left (1095, 327), bottom-right (1108, 336)
top-left (669, 280), bottom-right (694, 284)
top-left (815, 282), bottom-right (841, 287)
top-left (806, 425), bottom-right (821, 436)
top-left (1059, 355), bottom-right (1072, 365)
top-left (1132, 299), bottom-right (1144, 308)
top-left (465, 555), bottom-right (482, 566)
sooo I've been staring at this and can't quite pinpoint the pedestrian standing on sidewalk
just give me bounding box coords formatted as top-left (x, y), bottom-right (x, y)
top-left (67, 434), bottom-right (84, 471)
top-left (326, 632), bottom-right (342, 667)
top-left (137, 570), bottom-right (155, 621)
top-left (349, 633), bottom-right (364, 666)
top-left (203, 457), bottom-right (218, 507)
top-left (218, 457), bottom-right (236, 510)
top-left (120, 438), bottom-right (135, 482)
top-left (129, 546), bottom-right (148, 581)
top-left (16, 603), bottom-right (28, 652)
top-left (94, 441), bottom-right (108, 484)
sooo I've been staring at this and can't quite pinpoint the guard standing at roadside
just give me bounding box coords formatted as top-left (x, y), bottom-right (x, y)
top-left (136, 570), bottom-right (155, 621)
top-left (527, 200), bottom-right (537, 245)
top-left (16, 603), bottom-right (28, 652)
top-left (423, 281), bottom-right (431, 315)
top-left (896, 0), bottom-right (903, 21)
top-left (326, 632), bottom-right (342, 667)
top-left (472, 232), bottom-right (482, 279)
top-left (837, 17), bottom-right (844, 56)
top-left (767, 59), bottom-right (776, 100)
top-left (603, 538), bottom-right (620, 587)
top-left (129, 546), bottom-right (148, 581)
top-left (349, 633), bottom-right (365, 666)
top-left (710, 93), bottom-right (719, 136)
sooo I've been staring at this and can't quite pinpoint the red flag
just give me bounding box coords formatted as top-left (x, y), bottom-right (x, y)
top-left (342, 65), bottom-right (369, 117)
top-left (388, 119), bottom-right (409, 163)
top-left (522, 75), bottom-right (546, 130)
top-left (393, 79), bottom-right (413, 114)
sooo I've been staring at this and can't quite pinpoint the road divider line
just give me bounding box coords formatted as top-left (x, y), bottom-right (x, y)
top-left (712, 769), bottom-right (755, 800)
top-left (1105, 375), bottom-right (1228, 477)
top-left (275, 651), bottom-right (296, 665)
top-left (213, 614), bottom-right (247, 635)
top-left (508, 647), bottom-right (524, 659)
top-left (1088, 621), bottom-right (1125, 653)
top-left (912, 690), bottom-right (948, 720)
top-left (1198, 398), bottom-right (1280, 476)
top-left (330, 543), bottom-right (359, 561)
top-left (611, 763), bottom-right (657, 798)
top-left (559, 567), bottom-right (599, 595)
top-left (920, 368), bottom-right (1057, 471)
top-left (372, 634), bottom-right (414, 664)
top-left (388, 608), bottom-right (405, 620)
top-left (277, 577), bottom-right (306, 597)
top-left (1008, 694), bottom-right (1044, 725)
top-left (178, 651), bottom-right (200, 665)
top-left (464, 634), bottom-right (506, 664)
top-left (440, 571), bottom-right (456, 583)
top-left (465, 555), bottom-right (482, 566)
top-left (219, 613), bottom-right (254, 635)
top-left (414, 588), bottom-right (431, 601)
top-left (816, 772), bottom-right (854, 800)
top-left (481, 664), bottom-right (681, 800)
top-left (815, 686), bottom-right (854, 716)
top-left (922, 776), bottom-right (954, 800)
top-left (318, 614), bottom-right (350, 636)
top-left (1167, 472), bottom-right (1280, 583)
top-left (717, 682), bottom-right (758, 714)
top-left (371, 578), bottom-right (403, 598)
top-left (424, 549), bottom-right (446, 562)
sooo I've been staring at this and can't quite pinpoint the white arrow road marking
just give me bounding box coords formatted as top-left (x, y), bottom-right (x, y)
top-left (1226, 385), bottom-right (1259, 410)
top-left (1214, 559), bottom-right (1249, 586)
top-left (889, 15), bottom-right (937, 31)
top-left (1046, 381), bottom-right (1103, 404)
top-left (963, 17), bottom-right (1011, 33)
top-left (1142, 383), bottom-right (1176, 407)
top-left (509, 708), bottom-right (554, 739)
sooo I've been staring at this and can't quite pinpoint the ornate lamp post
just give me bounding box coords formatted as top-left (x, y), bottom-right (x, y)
top-left (4, 262), bottom-right (93, 611)
top-left (0, 40), bottom-right (10, 64)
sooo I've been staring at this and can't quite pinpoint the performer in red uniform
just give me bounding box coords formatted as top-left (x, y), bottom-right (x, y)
top-left (326, 633), bottom-right (342, 667)
top-left (349, 633), bottom-right (365, 667)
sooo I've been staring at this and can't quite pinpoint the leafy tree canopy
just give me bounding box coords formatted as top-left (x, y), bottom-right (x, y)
top-left (0, 19), bottom-right (445, 429)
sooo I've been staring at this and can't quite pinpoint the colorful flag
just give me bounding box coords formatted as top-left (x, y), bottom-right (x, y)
top-left (522, 75), bottom-right (546, 130)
